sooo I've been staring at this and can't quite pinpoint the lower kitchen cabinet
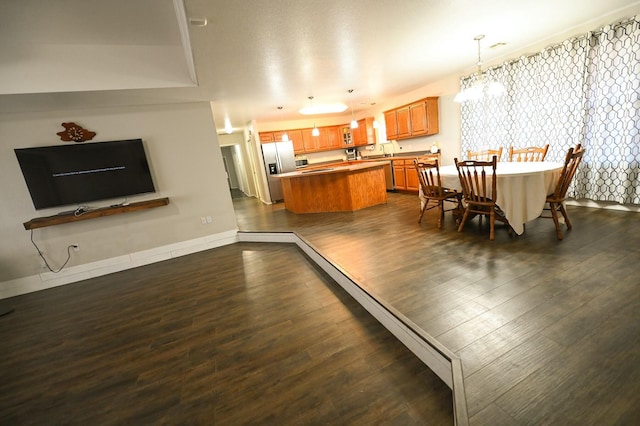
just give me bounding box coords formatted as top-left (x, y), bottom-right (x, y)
top-left (392, 158), bottom-right (424, 192)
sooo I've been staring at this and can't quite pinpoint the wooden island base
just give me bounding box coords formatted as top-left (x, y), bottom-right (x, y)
top-left (279, 163), bottom-right (387, 214)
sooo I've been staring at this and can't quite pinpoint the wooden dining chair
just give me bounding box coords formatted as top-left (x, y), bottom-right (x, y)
top-left (467, 147), bottom-right (503, 161)
top-left (415, 159), bottom-right (462, 228)
top-left (540, 144), bottom-right (584, 240)
top-left (508, 144), bottom-right (549, 162)
top-left (454, 155), bottom-right (509, 240)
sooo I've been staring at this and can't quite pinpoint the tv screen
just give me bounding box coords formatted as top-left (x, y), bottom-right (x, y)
top-left (15, 139), bottom-right (156, 210)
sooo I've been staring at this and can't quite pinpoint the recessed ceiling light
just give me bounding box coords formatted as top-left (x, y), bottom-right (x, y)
top-left (224, 117), bottom-right (233, 134)
top-left (299, 103), bottom-right (348, 115)
top-left (189, 17), bottom-right (208, 27)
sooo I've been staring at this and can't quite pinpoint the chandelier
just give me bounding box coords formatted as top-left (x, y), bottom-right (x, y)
top-left (454, 35), bottom-right (506, 103)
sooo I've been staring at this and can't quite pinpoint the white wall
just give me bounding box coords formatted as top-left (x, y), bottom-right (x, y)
top-left (0, 102), bottom-right (238, 295)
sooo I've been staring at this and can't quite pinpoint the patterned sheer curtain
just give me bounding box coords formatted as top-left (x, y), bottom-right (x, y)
top-left (578, 18), bottom-right (640, 204)
top-left (460, 16), bottom-right (640, 205)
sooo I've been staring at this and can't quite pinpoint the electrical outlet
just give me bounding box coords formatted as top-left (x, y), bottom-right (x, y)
top-left (206, 216), bottom-right (212, 223)
top-left (200, 217), bottom-right (207, 224)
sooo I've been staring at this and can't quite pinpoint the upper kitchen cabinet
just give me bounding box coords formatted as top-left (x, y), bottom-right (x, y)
top-left (259, 132), bottom-right (275, 143)
top-left (300, 126), bottom-right (343, 153)
top-left (260, 122), bottom-right (362, 154)
top-left (352, 117), bottom-right (377, 146)
top-left (286, 129), bottom-right (305, 153)
top-left (324, 126), bottom-right (343, 150)
top-left (384, 97), bottom-right (439, 141)
top-left (409, 102), bottom-right (428, 135)
top-left (396, 107), bottom-right (411, 138)
top-left (271, 131), bottom-right (288, 142)
top-left (261, 130), bottom-right (304, 152)
top-left (341, 125), bottom-right (353, 147)
top-left (301, 128), bottom-right (318, 152)
top-left (384, 110), bottom-right (398, 140)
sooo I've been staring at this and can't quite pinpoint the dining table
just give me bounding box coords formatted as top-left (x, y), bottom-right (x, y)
top-left (435, 161), bottom-right (564, 235)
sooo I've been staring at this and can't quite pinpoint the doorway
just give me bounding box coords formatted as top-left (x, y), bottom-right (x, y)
top-left (220, 145), bottom-right (246, 199)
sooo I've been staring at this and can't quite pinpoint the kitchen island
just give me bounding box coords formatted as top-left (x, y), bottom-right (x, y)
top-left (276, 162), bottom-right (387, 213)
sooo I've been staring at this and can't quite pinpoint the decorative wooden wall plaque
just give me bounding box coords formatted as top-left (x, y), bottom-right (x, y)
top-left (56, 122), bottom-right (96, 142)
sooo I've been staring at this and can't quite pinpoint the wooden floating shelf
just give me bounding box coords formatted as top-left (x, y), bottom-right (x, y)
top-left (23, 197), bottom-right (170, 230)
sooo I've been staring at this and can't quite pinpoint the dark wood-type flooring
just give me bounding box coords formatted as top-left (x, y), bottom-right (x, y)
top-left (2, 191), bottom-right (639, 425)
top-left (233, 192), bottom-right (640, 425)
top-left (0, 234), bottom-right (452, 424)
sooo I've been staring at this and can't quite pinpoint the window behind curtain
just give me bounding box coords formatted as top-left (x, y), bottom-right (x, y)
top-left (460, 16), bottom-right (640, 205)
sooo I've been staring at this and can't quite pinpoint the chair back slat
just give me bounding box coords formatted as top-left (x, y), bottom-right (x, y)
top-left (414, 158), bottom-right (462, 228)
top-left (550, 144), bottom-right (584, 201)
top-left (455, 156), bottom-right (497, 206)
top-left (415, 159), bottom-right (444, 198)
top-left (509, 144), bottom-right (549, 162)
top-left (454, 155), bottom-right (506, 240)
top-left (468, 147), bottom-right (503, 161)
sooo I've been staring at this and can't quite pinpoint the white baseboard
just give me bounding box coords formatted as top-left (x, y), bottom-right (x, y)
top-left (566, 199), bottom-right (640, 212)
top-left (0, 229), bottom-right (239, 299)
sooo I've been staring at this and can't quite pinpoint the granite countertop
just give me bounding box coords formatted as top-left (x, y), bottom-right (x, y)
top-left (305, 151), bottom-right (434, 168)
top-left (276, 161), bottom-right (388, 178)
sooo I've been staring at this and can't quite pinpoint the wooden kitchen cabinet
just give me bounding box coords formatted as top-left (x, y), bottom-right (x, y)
top-left (352, 117), bottom-right (377, 146)
top-left (421, 97), bottom-right (439, 135)
top-left (396, 107), bottom-right (411, 139)
top-left (393, 159), bottom-right (407, 190)
top-left (302, 128), bottom-right (318, 152)
top-left (409, 102), bottom-right (428, 136)
top-left (391, 158), bottom-right (421, 192)
top-left (259, 132), bottom-right (275, 143)
top-left (286, 129), bottom-right (305, 153)
top-left (259, 120), bottom-right (368, 154)
top-left (341, 126), bottom-right (353, 147)
top-left (302, 126), bottom-right (343, 152)
top-left (384, 110), bottom-right (398, 140)
top-left (261, 130), bottom-right (302, 149)
top-left (383, 97), bottom-right (439, 141)
top-left (405, 162), bottom-right (420, 191)
top-left (271, 131), bottom-right (287, 142)
top-left (324, 126), bottom-right (342, 150)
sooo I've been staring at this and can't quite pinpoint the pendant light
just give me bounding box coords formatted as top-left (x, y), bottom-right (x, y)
top-left (348, 89), bottom-right (358, 129)
top-left (368, 102), bottom-right (379, 128)
top-left (308, 96), bottom-right (320, 137)
top-left (277, 106), bottom-right (289, 141)
top-left (454, 35), bottom-right (506, 103)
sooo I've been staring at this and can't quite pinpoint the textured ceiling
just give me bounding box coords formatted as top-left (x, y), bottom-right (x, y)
top-left (1, 0), bottom-right (640, 132)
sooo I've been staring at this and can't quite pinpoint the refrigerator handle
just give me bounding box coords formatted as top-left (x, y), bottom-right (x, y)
top-left (275, 148), bottom-right (282, 174)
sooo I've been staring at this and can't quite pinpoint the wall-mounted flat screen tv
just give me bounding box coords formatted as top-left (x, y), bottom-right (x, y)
top-left (15, 139), bottom-right (156, 210)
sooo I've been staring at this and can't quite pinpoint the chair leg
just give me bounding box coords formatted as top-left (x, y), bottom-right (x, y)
top-left (452, 197), bottom-right (464, 225)
top-left (489, 210), bottom-right (495, 241)
top-left (559, 203), bottom-right (572, 230)
top-left (549, 203), bottom-right (563, 240)
top-left (458, 208), bottom-right (470, 233)
top-left (418, 199), bottom-right (428, 223)
top-left (437, 201), bottom-right (444, 229)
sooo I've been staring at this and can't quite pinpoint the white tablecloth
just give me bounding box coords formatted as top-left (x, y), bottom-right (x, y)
top-left (436, 162), bottom-right (563, 235)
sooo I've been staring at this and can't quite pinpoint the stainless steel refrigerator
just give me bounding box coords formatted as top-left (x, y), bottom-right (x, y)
top-left (261, 141), bottom-right (296, 202)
